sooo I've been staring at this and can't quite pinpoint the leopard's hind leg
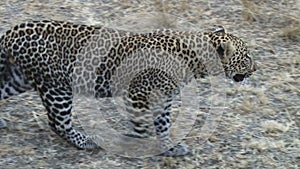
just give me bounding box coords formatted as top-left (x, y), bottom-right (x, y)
top-left (127, 68), bottom-right (189, 156)
top-left (0, 50), bottom-right (32, 128)
top-left (0, 64), bottom-right (32, 100)
top-left (0, 44), bottom-right (32, 100)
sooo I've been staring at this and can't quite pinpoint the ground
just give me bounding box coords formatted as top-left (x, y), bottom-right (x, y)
top-left (0, 0), bottom-right (299, 168)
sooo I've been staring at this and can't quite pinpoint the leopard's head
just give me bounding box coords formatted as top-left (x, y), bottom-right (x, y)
top-left (207, 26), bottom-right (257, 82)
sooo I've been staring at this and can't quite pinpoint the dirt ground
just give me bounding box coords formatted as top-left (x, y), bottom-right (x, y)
top-left (0, 0), bottom-right (299, 168)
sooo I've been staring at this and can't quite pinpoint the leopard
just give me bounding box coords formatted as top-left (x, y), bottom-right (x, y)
top-left (0, 20), bottom-right (257, 157)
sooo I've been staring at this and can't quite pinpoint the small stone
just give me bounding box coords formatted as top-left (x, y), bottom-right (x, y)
top-left (0, 118), bottom-right (7, 128)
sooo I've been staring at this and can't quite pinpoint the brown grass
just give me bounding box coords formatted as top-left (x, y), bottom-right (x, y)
top-left (279, 25), bottom-right (300, 39)
top-left (241, 0), bottom-right (260, 22)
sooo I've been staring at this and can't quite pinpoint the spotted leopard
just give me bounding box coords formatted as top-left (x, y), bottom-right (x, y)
top-left (0, 20), bottom-right (256, 156)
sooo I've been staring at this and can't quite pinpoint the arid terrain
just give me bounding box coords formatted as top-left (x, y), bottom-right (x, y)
top-left (0, 0), bottom-right (299, 168)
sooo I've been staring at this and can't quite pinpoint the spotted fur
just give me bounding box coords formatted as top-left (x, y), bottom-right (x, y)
top-left (0, 20), bottom-right (256, 156)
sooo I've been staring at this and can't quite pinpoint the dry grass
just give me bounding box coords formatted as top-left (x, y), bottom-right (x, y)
top-left (241, 0), bottom-right (260, 22)
top-left (279, 25), bottom-right (300, 39)
top-left (242, 0), bottom-right (300, 40)
top-left (0, 0), bottom-right (299, 168)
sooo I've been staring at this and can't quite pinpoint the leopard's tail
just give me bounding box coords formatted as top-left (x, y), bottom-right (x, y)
top-left (0, 35), bottom-right (32, 100)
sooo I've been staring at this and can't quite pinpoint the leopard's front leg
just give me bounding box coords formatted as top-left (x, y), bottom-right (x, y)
top-left (37, 83), bottom-right (98, 149)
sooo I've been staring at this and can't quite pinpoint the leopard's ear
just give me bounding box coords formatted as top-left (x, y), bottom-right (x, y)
top-left (213, 25), bottom-right (226, 34)
top-left (216, 41), bottom-right (235, 62)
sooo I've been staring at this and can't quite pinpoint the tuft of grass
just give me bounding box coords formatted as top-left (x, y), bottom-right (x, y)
top-left (278, 12), bottom-right (300, 39)
top-left (261, 120), bottom-right (289, 133)
top-left (246, 139), bottom-right (286, 151)
top-left (279, 25), bottom-right (300, 40)
top-left (241, 0), bottom-right (259, 22)
top-left (154, 0), bottom-right (166, 13)
top-left (179, 1), bottom-right (190, 12)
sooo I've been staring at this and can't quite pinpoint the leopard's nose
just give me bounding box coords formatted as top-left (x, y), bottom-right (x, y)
top-left (233, 74), bottom-right (246, 82)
